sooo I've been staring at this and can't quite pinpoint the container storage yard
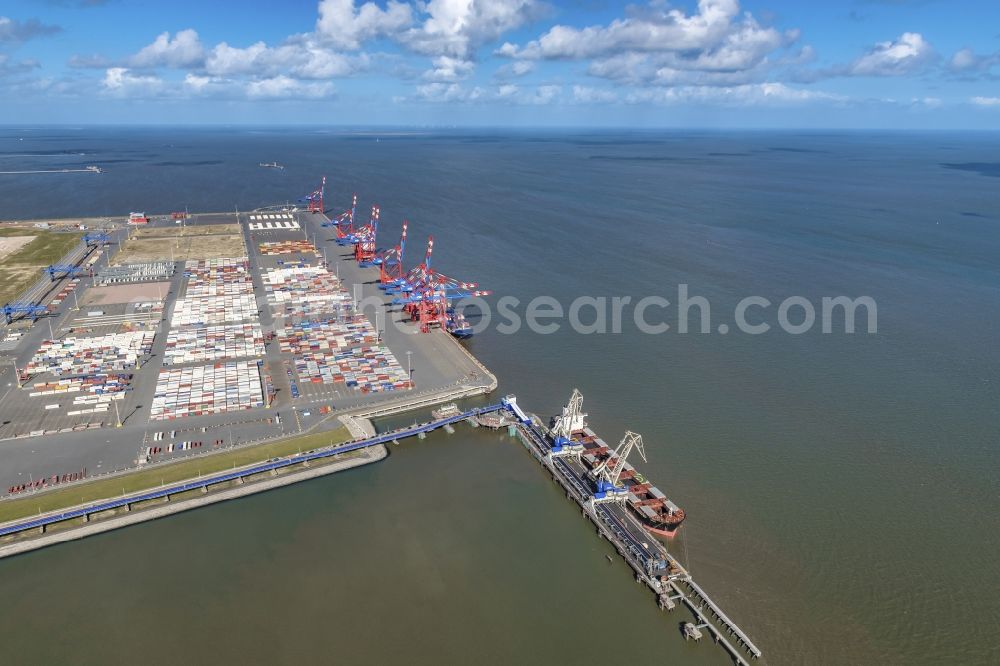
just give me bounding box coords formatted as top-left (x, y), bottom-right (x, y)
top-left (162, 322), bottom-right (265, 365)
top-left (171, 294), bottom-right (259, 327)
top-left (27, 375), bottom-right (131, 398)
top-left (181, 258), bottom-right (252, 293)
top-left (274, 317), bottom-right (377, 354)
top-left (262, 264), bottom-right (353, 319)
top-left (293, 345), bottom-right (410, 393)
top-left (157, 252), bottom-right (266, 420)
top-left (257, 240), bottom-right (318, 256)
top-left (0, 202), bottom-right (493, 502)
top-left (25, 331), bottom-right (154, 377)
top-left (150, 360), bottom-right (266, 420)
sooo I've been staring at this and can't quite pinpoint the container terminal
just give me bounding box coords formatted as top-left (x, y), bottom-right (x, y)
top-left (0, 177), bottom-right (762, 663)
top-left (0, 177), bottom-right (493, 495)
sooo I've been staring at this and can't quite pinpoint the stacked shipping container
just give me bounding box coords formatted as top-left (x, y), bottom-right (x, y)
top-left (153, 257), bottom-right (266, 420)
top-left (26, 331), bottom-right (154, 376)
top-left (292, 345), bottom-right (410, 393)
top-left (262, 265), bottom-right (353, 319)
top-left (257, 240), bottom-right (318, 256)
top-left (162, 323), bottom-right (265, 365)
top-left (274, 317), bottom-right (377, 354)
top-left (150, 360), bottom-right (265, 421)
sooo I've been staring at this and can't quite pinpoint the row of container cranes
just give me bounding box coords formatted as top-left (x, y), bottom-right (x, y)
top-left (3, 232), bottom-right (112, 324)
top-left (304, 177), bottom-right (491, 338)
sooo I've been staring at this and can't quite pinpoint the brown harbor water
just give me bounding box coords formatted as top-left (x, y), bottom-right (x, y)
top-left (0, 128), bottom-right (998, 664)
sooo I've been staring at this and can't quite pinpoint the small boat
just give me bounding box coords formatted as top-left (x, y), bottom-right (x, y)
top-left (476, 412), bottom-right (506, 429)
top-left (431, 403), bottom-right (461, 420)
top-left (446, 308), bottom-right (473, 338)
top-left (259, 162), bottom-right (285, 170)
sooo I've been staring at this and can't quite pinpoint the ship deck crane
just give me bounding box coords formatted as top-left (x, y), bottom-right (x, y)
top-left (590, 431), bottom-right (646, 503)
top-left (549, 389), bottom-right (587, 458)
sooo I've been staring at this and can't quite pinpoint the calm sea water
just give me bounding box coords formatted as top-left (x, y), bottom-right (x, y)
top-left (0, 127), bottom-right (997, 665)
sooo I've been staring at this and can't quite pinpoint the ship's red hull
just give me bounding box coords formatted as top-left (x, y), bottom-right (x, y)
top-left (642, 522), bottom-right (682, 539)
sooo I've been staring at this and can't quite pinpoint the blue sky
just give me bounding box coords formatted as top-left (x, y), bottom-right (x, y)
top-left (0, 0), bottom-right (998, 127)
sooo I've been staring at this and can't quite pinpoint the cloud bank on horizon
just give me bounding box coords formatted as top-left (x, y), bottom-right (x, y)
top-left (0, 0), bottom-right (998, 126)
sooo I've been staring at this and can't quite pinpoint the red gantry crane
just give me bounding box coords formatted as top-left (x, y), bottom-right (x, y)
top-left (354, 205), bottom-right (380, 265)
top-left (390, 236), bottom-right (491, 336)
top-left (334, 195), bottom-right (362, 244)
top-left (300, 176), bottom-right (325, 214)
top-left (378, 219), bottom-right (408, 286)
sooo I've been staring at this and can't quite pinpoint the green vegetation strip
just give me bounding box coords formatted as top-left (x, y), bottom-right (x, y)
top-left (0, 427), bottom-right (351, 524)
top-left (0, 229), bottom-right (81, 266)
top-left (0, 228), bottom-right (83, 304)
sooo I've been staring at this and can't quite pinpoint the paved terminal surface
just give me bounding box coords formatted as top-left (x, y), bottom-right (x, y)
top-left (0, 210), bottom-right (494, 493)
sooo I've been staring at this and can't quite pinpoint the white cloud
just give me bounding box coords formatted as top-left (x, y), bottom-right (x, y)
top-left (572, 85), bottom-right (618, 103)
top-left (586, 53), bottom-right (648, 83)
top-left (500, 0), bottom-right (765, 60)
top-left (204, 42), bottom-right (269, 76)
top-left (414, 82), bottom-right (486, 102)
top-left (495, 60), bottom-right (534, 78)
top-left (497, 0), bottom-right (796, 87)
top-left (0, 53), bottom-right (40, 77)
top-left (315, 0), bottom-right (412, 50)
top-left (129, 29), bottom-right (206, 68)
top-left (848, 32), bottom-right (933, 76)
top-left (183, 73), bottom-right (212, 92)
top-left (948, 47), bottom-right (999, 74)
top-left (68, 53), bottom-right (111, 68)
top-left (423, 55), bottom-right (475, 81)
top-left (531, 84), bottom-right (561, 104)
top-left (206, 41), bottom-right (368, 79)
top-left (950, 48), bottom-right (979, 72)
top-left (971, 96), bottom-right (1000, 107)
top-left (625, 82), bottom-right (844, 106)
top-left (0, 16), bottom-right (61, 44)
top-left (180, 72), bottom-right (337, 100)
top-left (401, 0), bottom-right (541, 60)
top-left (68, 0), bottom-right (546, 102)
top-left (410, 81), bottom-right (561, 104)
top-left (246, 75), bottom-right (336, 99)
top-left (674, 18), bottom-right (788, 71)
top-left (101, 67), bottom-right (164, 96)
top-left (409, 80), bottom-right (836, 107)
top-left (496, 83), bottom-right (519, 98)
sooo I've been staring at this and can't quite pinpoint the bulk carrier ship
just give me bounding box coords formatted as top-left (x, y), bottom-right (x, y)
top-left (547, 391), bottom-right (686, 537)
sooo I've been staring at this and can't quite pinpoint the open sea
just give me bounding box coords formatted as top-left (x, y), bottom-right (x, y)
top-left (0, 127), bottom-right (997, 665)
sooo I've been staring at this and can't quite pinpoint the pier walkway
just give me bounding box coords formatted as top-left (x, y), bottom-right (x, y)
top-left (0, 395), bottom-right (762, 665)
top-left (506, 400), bottom-right (763, 664)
